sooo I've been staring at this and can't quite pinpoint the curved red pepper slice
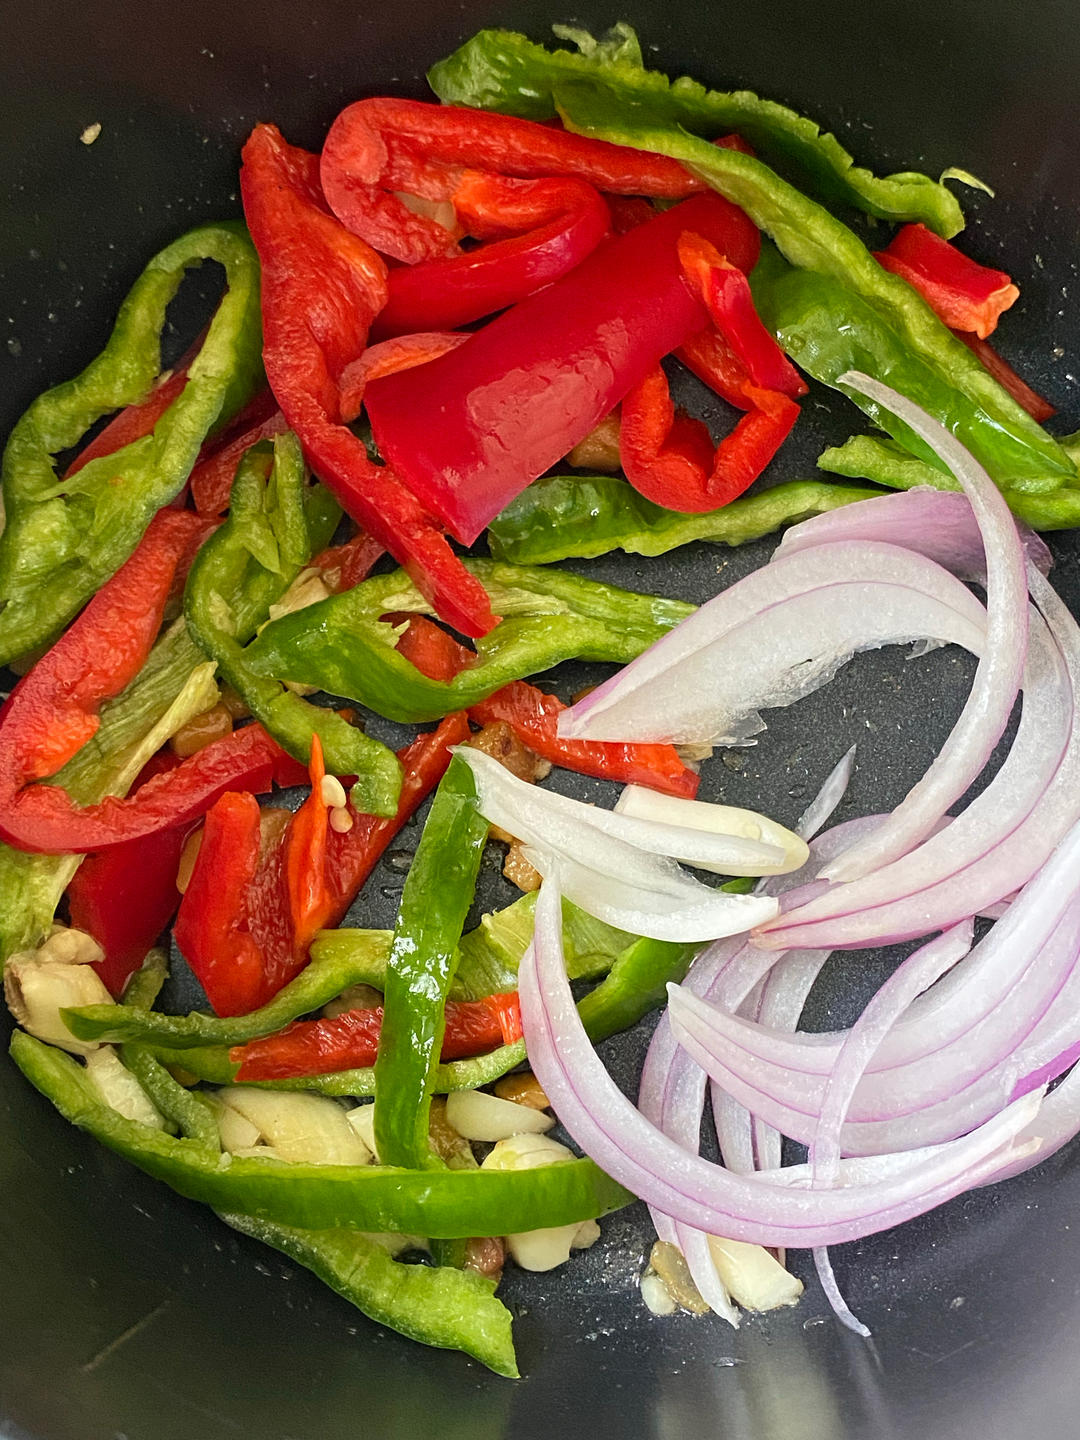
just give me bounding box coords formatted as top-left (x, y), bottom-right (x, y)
top-left (373, 173), bottom-right (611, 338)
top-left (620, 365), bottom-right (800, 512)
top-left (320, 97), bottom-right (703, 265)
top-left (230, 990), bottom-right (522, 1080)
top-left (952, 330), bottom-right (1056, 423)
top-left (240, 123), bottom-right (497, 638)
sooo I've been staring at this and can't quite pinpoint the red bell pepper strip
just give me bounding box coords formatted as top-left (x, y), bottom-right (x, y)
top-left (364, 193), bottom-right (761, 546)
top-left (189, 397), bottom-right (290, 517)
top-left (0, 509), bottom-right (213, 785)
top-left (67, 752), bottom-right (190, 998)
top-left (952, 329), bottom-right (1056, 423)
top-left (311, 530), bottom-right (385, 593)
top-left (174, 790), bottom-right (268, 1016)
top-left (0, 504), bottom-right (309, 854)
top-left (373, 174), bottom-right (611, 338)
top-left (469, 681), bottom-right (700, 798)
top-left (64, 366), bottom-right (191, 479)
top-left (338, 331), bottom-right (469, 424)
top-left (240, 123), bottom-right (497, 638)
top-left (69, 825), bottom-right (189, 998)
top-left (283, 733), bottom-right (331, 950)
top-left (677, 233), bottom-right (807, 400)
top-left (320, 97), bottom-right (703, 265)
top-left (322, 712), bottom-right (470, 918)
top-left (393, 615), bottom-right (475, 682)
top-left (874, 222), bottom-right (1019, 339)
top-left (230, 991), bottom-right (523, 1081)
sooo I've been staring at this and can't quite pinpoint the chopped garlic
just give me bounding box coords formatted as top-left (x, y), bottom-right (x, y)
top-left (641, 1271), bottom-right (678, 1317)
top-left (445, 1088), bottom-right (555, 1142)
top-left (85, 1047), bottom-right (165, 1129)
top-left (708, 1236), bottom-right (804, 1311)
top-left (5, 934), bottom-right (111, 1054)
top-left (218, 1087), bottom-right (372, 1166)
top-left (482, 1133), bottom-right (601, 1272)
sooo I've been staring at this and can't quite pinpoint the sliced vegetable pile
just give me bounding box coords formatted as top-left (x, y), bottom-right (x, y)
top-left (3, 22), bottom-right (1078, 1377)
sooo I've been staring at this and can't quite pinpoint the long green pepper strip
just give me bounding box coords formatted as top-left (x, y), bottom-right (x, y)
top-left (11, 1032), bottom-right (631, 1236)
top-left (428, 25), bottom-right (965, 234)
top-left (0, 222), bottom-right (262, 665)
top-left (183, 434), bottom-right (402, 815)
top-left (488, 475), bottom-right (880, 564)
top-left (374, 757), bottom-right (489, 1170)
top-left (819, 433), bottom-right (1080, 530)
top-left (245, 558), bottom-right (694, 724)
top-left (542, 82), bottom-right (1075, 492)
top-left (220, 1214), bottom-right (518, 1377)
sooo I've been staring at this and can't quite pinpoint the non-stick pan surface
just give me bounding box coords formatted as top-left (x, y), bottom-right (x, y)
top-left (2, 3), bottom-right (1079, 1437)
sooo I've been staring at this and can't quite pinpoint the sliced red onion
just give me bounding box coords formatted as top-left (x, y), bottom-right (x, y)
top-left (757, 593), bottom-right (1079, 948)
top-left (612, 786), bottom-right (809, 875)
top-left (670, 819), bottom-right (1080, 1153)
top-left (558, 541), bottom-right (988, 745)
top-left (793, 746), bottom-right (856, 842)
top-left (808, 923), bottom-right (973, 1337)
top-left (522, 879), bottom-right (1043, 1248)
top-left (797, 374), bottom-right (1029, 883)
top-left (521, 848), bottom-right (776, 942)
top-left (776, 488), bottom-right (1052, 585)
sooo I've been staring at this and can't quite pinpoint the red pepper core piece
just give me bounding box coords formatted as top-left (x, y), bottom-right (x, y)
top-left (952, 329), bottom-right (1057, 423)
top-left (230, 990), bottom-right (521, 1080)
top-left (874, 223), bottom-right (1020, 339)
top-left (469, 681), bottom-right (699, 798)
top-left (365, 193), bottom-right (761, 545)
top-left (319, 98), bottom-right (703, 265)
top-left (240, 123), bottom-right (497, 638)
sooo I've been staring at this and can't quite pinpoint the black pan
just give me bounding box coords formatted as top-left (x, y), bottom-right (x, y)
top-left (2, 3), bottom-right (1079, 1437)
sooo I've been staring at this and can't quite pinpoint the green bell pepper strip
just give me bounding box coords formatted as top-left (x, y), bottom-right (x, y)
top-left (221, 1214), bottom-right (518, 1377)
top-left (120, 1047), bottom-right (221, 1149)
top-left (749, 245), bottom-right (1068, 496)
top-left (548, 82), bottom-right (1076, 492)
top-left (63, 930), bottom-right (394, 1048)
top-left (0, 222), bottom-right (263, 666)
top-left (427, 25), bottom-right (965, 235)
top-left (374, 757), bottom-right (490, 1171)
top-left (819, 433), bottom-right (1080, 530)
top-left (119, 950), bottom-right (169, 1010)
top-left (487, 474), bottom-right (880, 564)
top-left (11, 1031), bottom-right (631, 1235)
top-left (245, 559), bottom-right (694, 725)
top-left (0, 620), bottom-right (215, 963)
top-left (577, 936), bottom-right (695, 1044)
top-left (183, 434), bottom-right (402, 815)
